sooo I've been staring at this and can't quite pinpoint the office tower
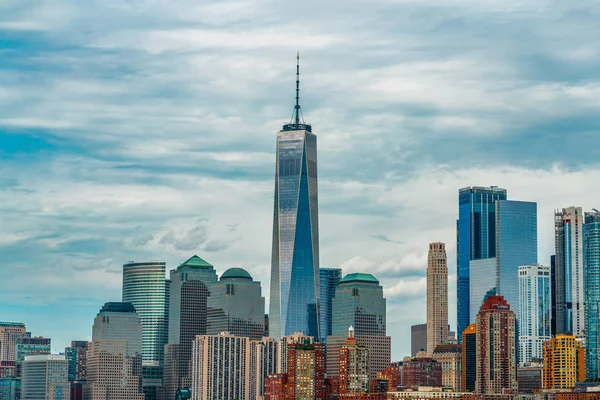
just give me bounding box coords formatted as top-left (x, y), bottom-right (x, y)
top-left (461, 324), bottom-right (476, 392)
top-left (328, 273), bottom-right (391, 379)
top-left (191, 333), bottom-right (252, 400)
top-left (15, 336), bottom-right (51, 378)
top-left (207, 267), bottom-right (265, 340)
top-left (21, 355), bottom-right (69, 400)
top-left (517, 364), bottom-right (543, 393)
top-left (457, 186), bottom-right (507, 341)
top-left (122, 261), bottom-right (168, 366)
top-left (411, 324), bottom-right (427, 356)
top-left (0, 378), bottom-right (19, 399)
top-left (65, 341), bottom-right (88, 381)
top-left (83, 302), bottom-right (144, 400)
top-left (542, 334), bottom-right (585, 389)
top-left (495, 200), bottom-right (538, 320)
top-left (551, 255), bottom-right (557, 335)
top-left (319, 268), bottom-right (342, 341)
top-left (164, 255), bottom-right (218, 398)
top-left (469, 258), bottom-right (497, 323)
top-left (555, 207), bottom-right (585, 335)
top-left (0, 322), bottom-right (26, 362)
top-left (269, 54), bottom-right (320, 340)
top-left (402, 356), bottom-right (442, 388)
top-left (432, 344), bottom-right (462, 390)
top-left (585, 210), bottom-right (600, 380)
top-left (475, 296), bottom-right (517, 394)
top-left (427, 242), bottom-right (448, 354)
top-left (338, 327), bottom-right (370, 394)
top-left (255, 338), bottom-right (284, 399)
top-left (518, 264), bottom-right (551, 364)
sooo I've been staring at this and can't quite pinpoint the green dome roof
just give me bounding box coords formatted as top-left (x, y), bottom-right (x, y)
top-left (340, 272), bottom-right (379, 284)
top-left (178, 255), bottom-right (213, 269)
top-left (221, 267), bottom-right (253, 281)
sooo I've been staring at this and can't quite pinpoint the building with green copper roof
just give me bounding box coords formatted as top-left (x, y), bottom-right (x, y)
top-left (340, 272), bottom-right (379, 284)
top-left (177, 255), bottom-right (213, 269)
top-left (220, 267), bottom-right (253, 281)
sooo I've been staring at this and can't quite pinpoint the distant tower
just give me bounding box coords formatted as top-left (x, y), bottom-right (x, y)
top-left (0, 322), bottom-right (26, 362)
top-left (554, 207), bottom-right (585, 336)
top-left (475, 296), bottom-right (517, 394)
top-left (338, 326), bottom-right (369, 394)
top-left (427, 242), bottom-right (448, 354)
top-left (461, 324), bottom-right (477, 392)
top-left (270, 53), bottom-right (320, 339)
top-left (518, 264), bottom-right (551, 364)
top-left (319, 268), bottom-right (342, 342)
top-left (542, 334), bottom-right (585, 389)
top-left (584, 210), bottom-right (600, 380)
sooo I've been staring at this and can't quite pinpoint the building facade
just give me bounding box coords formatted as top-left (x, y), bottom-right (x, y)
top-left (495, 200), bottom-right (538, 320)
top-left (21, 355), bottom-right (69, 400)
top-left (0, 323), bottom-right (26, 363)
top-left (191, 333), bottom-right (252, 400)
top-left (475, 296), bottom-right (517, 394)
top-left (555, 207), bottom-right (585, 336)
top-left (432, 344), bottom-right (462, 391)
top-left (411, 324), bottom-right (427, 356)
top-left (328, 273), bottom-right (391, 379)
top-left (206, 268), bottom-right (265, 340)
top-left (584, 210), bottom-right (600, 380)
top-left (83, 302), bottom-right (144, 400)
top-left (65, 341), bottom-right (88, 382)
top-left (469, 258), bottom-right (497, 323)
top-left (320, 268), bottom-right (342, 342)
top-left (517, 364), bottom-right (543, 394)
top-left (403, 357), bottom-right (442, 388)
top-left (164, 255), bottom-right (218, 398)
top-left (457, 186), bottom-right (507, 341)
top-left (542, 334), bottom-right (585, 389)
top-left (518, 264), bottom-right (551, 364)
top-left (15, 336), bottom-right (51, 377)
top-left (427, 243), bottom-right (448, 354)
top-left (269, 56), bottom-right (320, 340)
top-left (339, 327), bottom-right (370, 394)
top-left (461, 324), bottom-right (476, 392)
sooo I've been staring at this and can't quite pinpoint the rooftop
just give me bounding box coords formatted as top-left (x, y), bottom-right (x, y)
top-left (99, 302), bottom-right (137, 314)
top-left (178, 255), bottom-right (213, 269)
top-left (433, 344), bottom-right (462, 354)
top-left (24, 354), bottom-right (65, 362)
top-left (0, 322), bottom-right (25, 327)
top-left (221, 267), bottom-right (253, 281)
top-left (340, 272), bottom-right (379, 285)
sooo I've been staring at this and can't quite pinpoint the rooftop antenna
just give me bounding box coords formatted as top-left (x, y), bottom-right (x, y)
top-left (291, 52), bottom-right (304, 125)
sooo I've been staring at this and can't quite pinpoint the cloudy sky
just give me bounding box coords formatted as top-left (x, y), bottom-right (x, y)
top-left (1, 0), bottom-right (599, 359)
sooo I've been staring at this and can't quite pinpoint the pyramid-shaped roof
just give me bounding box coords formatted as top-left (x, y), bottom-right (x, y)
top-left (178, 255), bottom-right (213, 269)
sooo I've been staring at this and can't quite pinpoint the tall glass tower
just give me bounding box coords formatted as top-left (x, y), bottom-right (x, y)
top-left (457, 186), bottom-right (507, 341)
top-left (269, 54), bottom-right (320, 339)
top-left (319, 268), bottom-right (342, 342)
top-left (584, 210), bottom-right (600, 380)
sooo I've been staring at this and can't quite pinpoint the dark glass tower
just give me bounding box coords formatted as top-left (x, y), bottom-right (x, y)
top-left (584, 211), bottom-right (600, 380)
top-left (319, 268), bottom-right (342, 341)
top-left (269, 54), bottom-right (320, 339)
top-left (456, 186), bottom-right (507, 342)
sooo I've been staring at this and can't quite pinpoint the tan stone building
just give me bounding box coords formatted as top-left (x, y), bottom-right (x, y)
top-left (432, 344), bottom-right (462, 391)
top-left (427, 242), bottom-right (448, 354)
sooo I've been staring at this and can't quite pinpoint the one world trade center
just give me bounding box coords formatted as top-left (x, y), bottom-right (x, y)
top-left (269, 54), bottom-right (320, 339)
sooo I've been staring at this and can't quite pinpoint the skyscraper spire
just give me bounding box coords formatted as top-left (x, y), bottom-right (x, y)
top-left (295, 51), bottom-right (300, 125)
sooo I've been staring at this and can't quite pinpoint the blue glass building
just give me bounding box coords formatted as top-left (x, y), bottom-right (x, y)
top-left (496, 200), bottom-right (538, 319)
top-left (319, 268), bottom-right (342, 341)
top-left (269, 55), bottom-right (320, 339)
top-left (469, 258), bottom-right (497, 323)
top-left (457, 186), bottom-right (507, 341)
top-left (584, 211), bottom-right (600, 380)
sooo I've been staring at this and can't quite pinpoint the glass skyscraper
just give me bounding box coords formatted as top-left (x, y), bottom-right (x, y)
top-left (319, 268), bottom-right (342, 341)
top-left (270, 55), bottom-right (320, 339)
top-left (584, 210), bottom-right (600, 380)
top-left (122, 261), bottom-right (168, 366)
top-left (457, 186), bottom-right (507, 340)
top-left (469, 258), bottom-right (497, 323)
top-left (518, 264), bottom-right (551, 364)
top-left (496, 200), bottom-right (538, 318)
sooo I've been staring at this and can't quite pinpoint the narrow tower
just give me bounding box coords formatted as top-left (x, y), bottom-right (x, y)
top-left (427, 242), bottom-right (448, 354)
top-left (269, 54), bottom-right (320, 339)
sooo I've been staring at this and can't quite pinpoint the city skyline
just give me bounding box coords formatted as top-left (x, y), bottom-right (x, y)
top-left (2, 0), bottom-right (600, 362)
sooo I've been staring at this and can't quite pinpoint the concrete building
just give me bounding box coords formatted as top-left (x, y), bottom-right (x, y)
top-left (320, 268), bottom-right (342, 342)
top-left (83, 302), bottom-right (144, 400)
top-left (328, 273), bottom-right (391, 379)
top-left (0, 323), bottom-right (26, 363)
top-left (339, 327), bottom-right (370, 394)
top-left (432, 344), bottom-right (462, 391)
top-left (191, 332), bottom-right (252, 400)
top-left (207, 268), bottom-right (265, 340)
top-left (411, 324), bottom-right (427, 357)
top-left (164, 255), bottom-right (218, 398)
top-left (554, 207), bottom-right (585, 336)
top-left (518, 264), bottom-right (551, 364)
top-left (475, 296), bottom-right (517, 394)
top-left (542, 334), bottom-right (585, 389)
top-left (461, 324), bottom-right (476, 392)
top-left (21, 354), bottom-right (69, 400)
top-left (427, 243), bottom-right (448, 354)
